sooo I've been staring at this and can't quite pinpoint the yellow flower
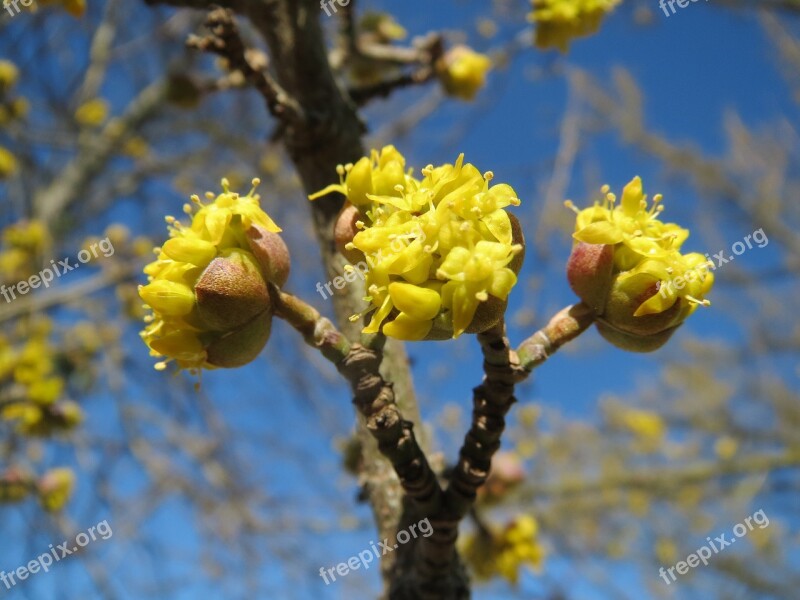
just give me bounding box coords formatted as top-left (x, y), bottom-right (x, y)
top-left (714, 435), bottom-right (738, 460)
top-left (75, 98), bottom-right (109, 127)
top-left (619, 407), bottom-right (665, 440)
top-left (0, 60), bottom-right (19, 91)
top-left (37, 468), bottom-right (75, 512)
top-left (436, 46), bottom-right (492, 101)
top-left (566, 177), bottom-right (713, 352)
top-left (310, 148), bottom-right (524, 340)
top-left (529, 0), bottom-right (621, 52)
top-left (140, 179), bottom-right (289, 371)
top-left (2, 219), bottom-right (47, 250)
top-left (123, 136), bottom-right (149, 159)
top-left (461, 515), bottom-right (545, 584)
top-left (0, 146), bottom-right (17, 180)
top-left (308, 145), bottom-right (409, 209)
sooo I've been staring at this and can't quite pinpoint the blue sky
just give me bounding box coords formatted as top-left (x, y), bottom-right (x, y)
top-left (0, 1), bottom-right (795, 599)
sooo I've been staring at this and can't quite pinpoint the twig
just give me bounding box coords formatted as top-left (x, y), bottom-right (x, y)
top-left (271, 288), bottom-right (443, 512)
top-left (349, 68), bottom-right (436, 106)
top-left (186, 7), bottom-right (304, 124)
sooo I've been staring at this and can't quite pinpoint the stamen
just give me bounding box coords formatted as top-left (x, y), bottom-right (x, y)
top-left (686, 295), bottom-right (711, 307)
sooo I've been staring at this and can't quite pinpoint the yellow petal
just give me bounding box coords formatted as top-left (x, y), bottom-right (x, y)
top-left (161, 237), bottom-right (217, 266)
top-left (450, 283), bottom-right (480, 337)
top-left (363, 295), bottom-right (394, 334)
top-left (621, 176), bottom-right (643, 216)
top-left (382, 313), bottom-right (433, 341)
top-left (482, 209), bottom-right (512, 244)
top-left (488, 268), bottom-right (517, 300)
top-left (139, 280), bottom-right (196, 316)
top-left (148, 331), bottom-right (205, 360)
top-left (573, 221), bottom-right (624, 245)
top-left (388, 282), bottom-right (441, 321)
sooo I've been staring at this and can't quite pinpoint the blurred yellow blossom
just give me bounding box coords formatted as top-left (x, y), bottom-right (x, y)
top-left (0, 146), bottom-right (17, 180)
top-left (0, 60), bottom-right (18, 91)
top-left (436, 45), bottom-right (492, 101)
top-left (461, 515), bottom-right (545, 584)
top-left (529, 0), bottom-right (621, 52)
top-left (75, 98), bottom-right (109, 127)
top-left (37, 468), bottom-right (76, 512)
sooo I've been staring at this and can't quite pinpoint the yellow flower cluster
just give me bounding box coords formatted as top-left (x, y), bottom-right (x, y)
top-left (0, 319), bottom-right (82, 436)
top-left (0, 220), bottom-right (47, 280)
top-left (0, 59), bottom-right (24, 180)
top-left (568, 177), bottom-right (713, 321)
top-left (310, 146), bottom-right (523, 340)
top-left (461, 515), bottom-right (545, 584)
top-left (436, 46), bottom-right (492, 101)
top-left (140, 179), bottom-right (286, 371)
top-left (529, 0), bottom-right (621, 52)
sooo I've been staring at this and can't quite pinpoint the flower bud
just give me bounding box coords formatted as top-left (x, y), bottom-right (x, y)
top-left (333, 203), bottom-right (365, 263)
top-left (205, 311), bottom-right (272, 368)
top-left (195, 249), bottom-right (271, 331)
top-left (566, 242), bottom-right (613, 314)
top-left (246, 224), bottom-right (291, 288)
